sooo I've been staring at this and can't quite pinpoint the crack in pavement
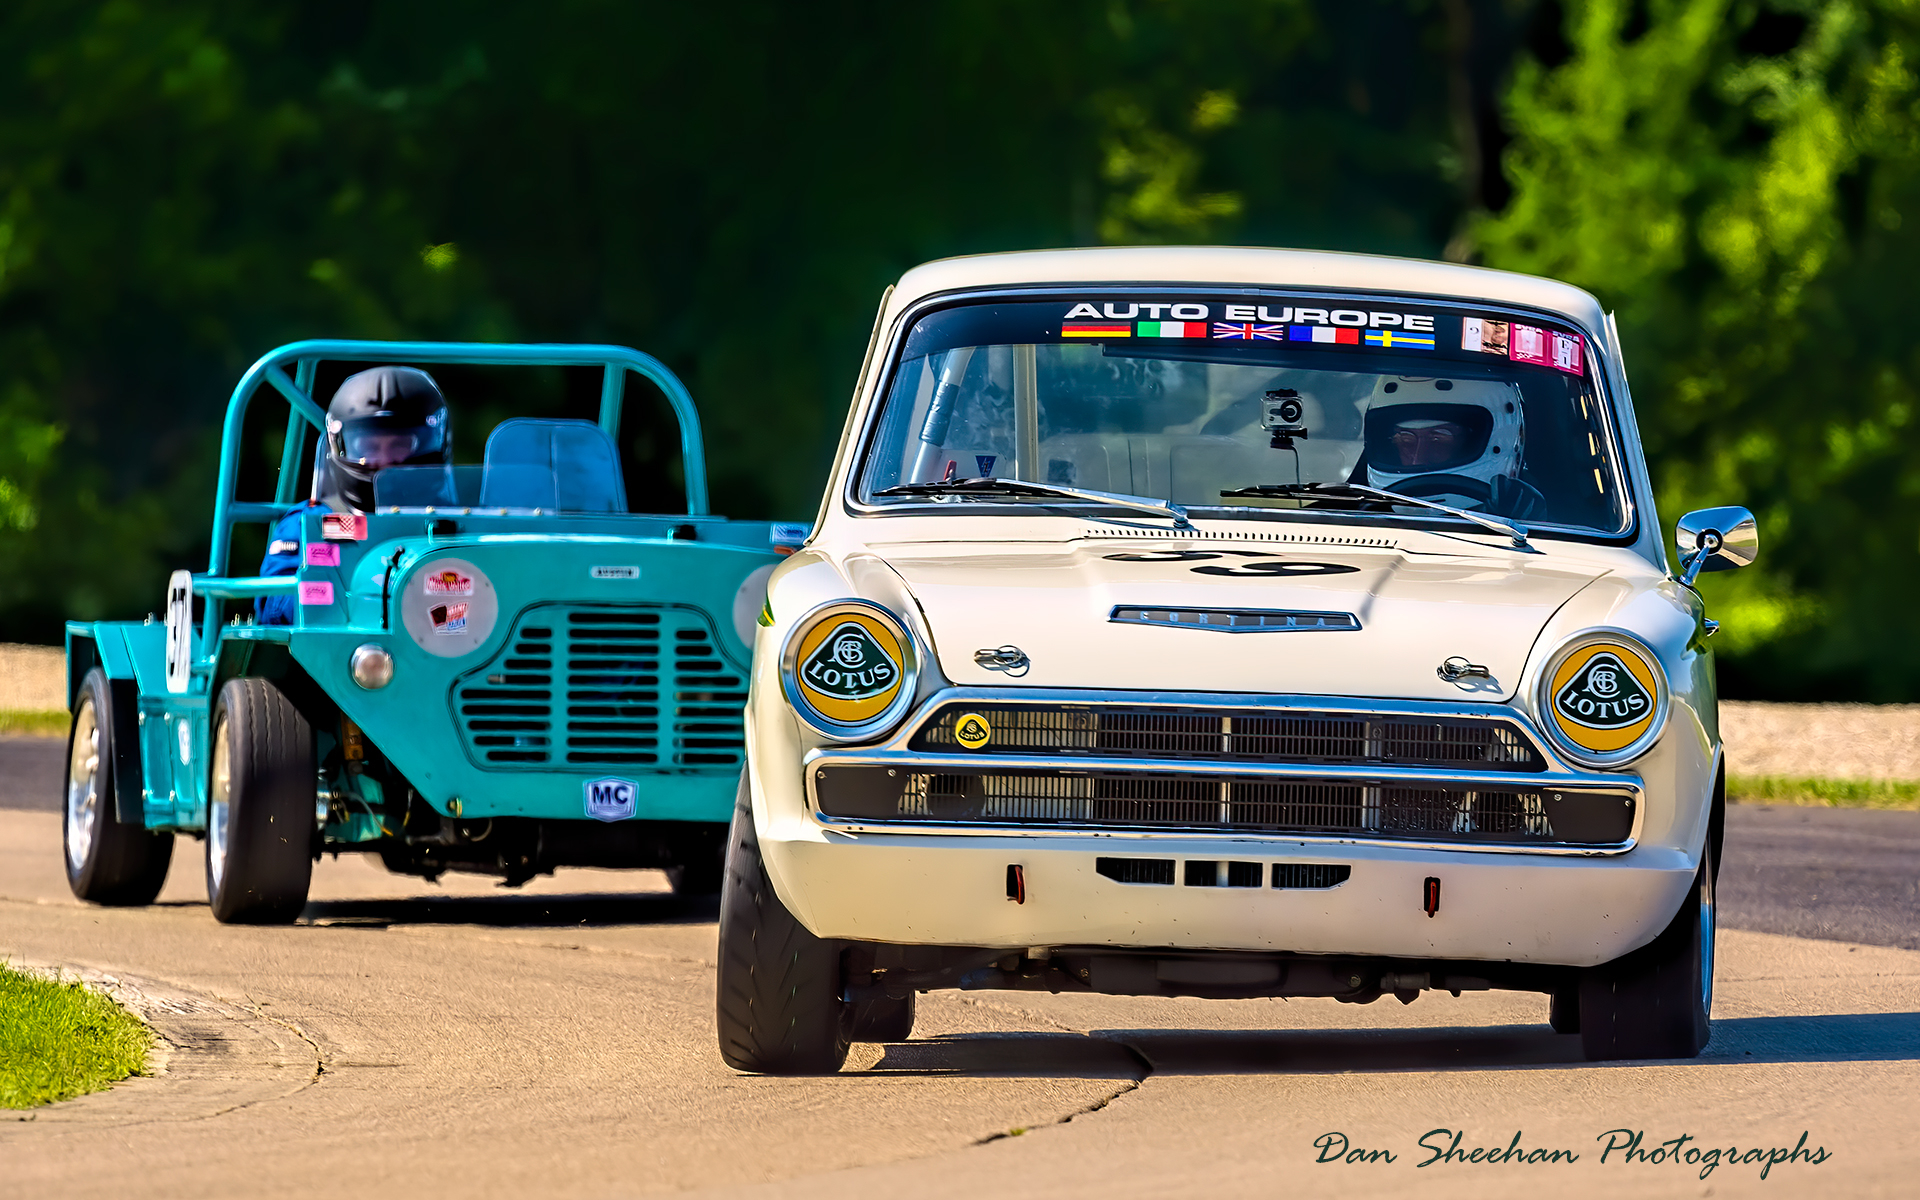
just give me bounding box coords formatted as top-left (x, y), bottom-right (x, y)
top-left (959, 993), bottom-right (1156, 1147)
top-left (239, 993), bottom-right (328, 1084)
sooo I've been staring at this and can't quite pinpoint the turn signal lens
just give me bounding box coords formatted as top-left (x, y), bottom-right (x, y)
top-left (1537, 633), bottom-right (1667, 766)
top-left (350, 643), bottom-right (395, 689)
top-left (781, 601), bottom-right (918, 741)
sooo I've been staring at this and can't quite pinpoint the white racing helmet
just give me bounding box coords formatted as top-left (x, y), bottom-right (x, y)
top-left (1362, 376), bottom-right (1525, 506)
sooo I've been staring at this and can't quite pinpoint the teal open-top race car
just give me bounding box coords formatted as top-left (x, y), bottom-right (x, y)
top-left (61, 340), bottom-right (795, 923)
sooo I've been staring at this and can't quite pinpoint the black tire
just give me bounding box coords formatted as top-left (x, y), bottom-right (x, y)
top-left (1548, 985), bottom-right (1580, 1034)
top-left (63, 669), bottom-right (173, 905)
top-left (1579, 841), bottom-right (1714, 1060)
top-left (850, 992), bottom-right (917, 1043)
top-left (715, 773), bottom-right (851, 1073)
top-left (205, 677), bottom-right (316, 925)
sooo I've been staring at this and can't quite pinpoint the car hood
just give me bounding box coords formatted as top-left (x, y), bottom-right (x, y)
top-left (878, 540), bottom-right (1610, 702)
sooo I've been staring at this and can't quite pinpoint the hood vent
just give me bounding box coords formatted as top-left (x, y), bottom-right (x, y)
top-left (1110, 606), bottom-right (1359, 633)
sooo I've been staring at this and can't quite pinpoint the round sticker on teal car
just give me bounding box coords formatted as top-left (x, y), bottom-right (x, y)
top-left (400, 557), bottom-right (498, 656)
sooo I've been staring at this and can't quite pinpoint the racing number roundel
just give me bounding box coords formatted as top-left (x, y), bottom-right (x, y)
top-left (793, 611), bottom-right (906, 724)
top-left (1547, 640), bottom-right (1661, 754)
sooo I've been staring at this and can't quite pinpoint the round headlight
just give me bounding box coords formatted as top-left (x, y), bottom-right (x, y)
top-left (780, 600), bottom-right (918, 741)
top-left (350, 643), bottom-right (395, 690)
top-left (1536, 631), bottom-right (1668, 767)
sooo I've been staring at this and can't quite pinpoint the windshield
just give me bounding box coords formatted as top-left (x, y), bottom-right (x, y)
top-left (857, 294), bottom-right (1629, 535)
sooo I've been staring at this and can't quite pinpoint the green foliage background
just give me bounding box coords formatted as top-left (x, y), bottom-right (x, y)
top-left (2, 0), bottom-right (1917, 698)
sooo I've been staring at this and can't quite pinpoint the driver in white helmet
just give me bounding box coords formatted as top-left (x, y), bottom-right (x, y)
top-left (1359, 376), bottom-right (1545, 519)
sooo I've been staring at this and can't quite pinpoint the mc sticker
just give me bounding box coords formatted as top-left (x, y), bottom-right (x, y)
top-left (800, 621), bottom-right (898, 701)
top-left (585, 777), bottom-right (637, 822)
top-left (1553, 651), bottom-right (1652, 729)
top-left (954, 713), bottom-right (992, 750)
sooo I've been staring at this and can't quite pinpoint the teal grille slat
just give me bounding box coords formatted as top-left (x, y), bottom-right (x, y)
top-left (452, 603), bottom-right (746, 772)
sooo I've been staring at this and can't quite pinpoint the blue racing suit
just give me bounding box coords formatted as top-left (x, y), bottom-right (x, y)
top-left (255, 502), bottom-right (322, 625)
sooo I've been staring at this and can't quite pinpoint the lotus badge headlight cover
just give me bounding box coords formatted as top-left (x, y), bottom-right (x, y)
top-left (781, 600), bottom-right (918, 741)
top-left (1538, 631), bottom-right (1668, 767)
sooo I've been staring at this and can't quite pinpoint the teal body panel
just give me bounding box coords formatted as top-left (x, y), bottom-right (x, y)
top-left (66, 619), bottom-right (208, 829)
top-left (285, 516), bottom-right (777, 825)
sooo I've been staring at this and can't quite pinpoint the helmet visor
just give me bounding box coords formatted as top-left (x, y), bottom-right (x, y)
top-left (1363, 403), bottom-right (1494, 475)
top-left (331, 414), bottom-right (446, 468)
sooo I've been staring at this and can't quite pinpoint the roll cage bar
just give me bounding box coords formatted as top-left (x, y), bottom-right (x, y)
top-left (195, 339), bottom-right (709, 648)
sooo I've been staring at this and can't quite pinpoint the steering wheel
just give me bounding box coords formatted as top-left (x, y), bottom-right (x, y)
top-left (1389, 473), bottom-right (1495, 506)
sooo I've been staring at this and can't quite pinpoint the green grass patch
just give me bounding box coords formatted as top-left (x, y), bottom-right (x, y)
top-left (1728, 774), bottom-right (1920, 811)
top-left (0, 708), bottom-right (67, 737)
top-left (0, 964), bottom-right (151, 1109)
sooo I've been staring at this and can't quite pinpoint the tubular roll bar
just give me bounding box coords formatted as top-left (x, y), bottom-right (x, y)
top-left (197, 340), bottom-right (709, 655)
top-left (208, 339), bottom-right (709, 578)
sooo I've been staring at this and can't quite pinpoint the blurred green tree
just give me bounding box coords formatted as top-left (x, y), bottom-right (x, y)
top-left (0, 0), bottom-right (1472, 642)
top-left (1479, 0), bottom-right (1920, 698)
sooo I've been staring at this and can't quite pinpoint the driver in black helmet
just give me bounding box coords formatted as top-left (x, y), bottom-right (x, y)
top-left (257, 366), bottom-right (449, 624)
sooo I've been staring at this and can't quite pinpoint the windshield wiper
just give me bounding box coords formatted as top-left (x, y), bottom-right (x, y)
top-left (876, 477), bottom-right (1191, 528)
top-left (1221, 482), bottom-right (1530, 548)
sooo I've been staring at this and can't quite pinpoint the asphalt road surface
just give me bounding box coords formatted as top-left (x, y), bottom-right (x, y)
top-left (3, 734), bottom-right (1918, 1198)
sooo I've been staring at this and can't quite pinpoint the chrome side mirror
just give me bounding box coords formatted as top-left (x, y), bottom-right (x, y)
top-left (1675, 506), bottom-right (1758, 587)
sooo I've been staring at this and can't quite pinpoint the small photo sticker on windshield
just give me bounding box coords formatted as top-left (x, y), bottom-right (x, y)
top-left (1462, 317), bottom-right (1511, 356)
top-left (1549, 330), bottom-right (1584, 376)
top-left (1510, 323), bottom-right (1551, 366)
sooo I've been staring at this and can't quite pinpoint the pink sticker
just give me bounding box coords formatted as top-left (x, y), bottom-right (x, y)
top-left (1509, 323), bottom-right (1550, 366)
top-left (305, 542), bottom-right (341, 567)
top-left (322, 513), bottom-right (368, 541)
top-left (1549, 330), bottom-right (1584, 376)
top-left (298, 581), bottom-right (334, 606)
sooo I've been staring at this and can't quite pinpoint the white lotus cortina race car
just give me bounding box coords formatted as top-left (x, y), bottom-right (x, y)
top-left (716, 246), bottom-right (1758, 1073)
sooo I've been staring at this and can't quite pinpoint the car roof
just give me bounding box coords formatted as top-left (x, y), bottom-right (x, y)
top-left (888, 246), bottom-right (1607, 331)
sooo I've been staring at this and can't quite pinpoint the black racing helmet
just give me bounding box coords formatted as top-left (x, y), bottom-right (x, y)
top-left (319, 366), bottom-right (449, 511)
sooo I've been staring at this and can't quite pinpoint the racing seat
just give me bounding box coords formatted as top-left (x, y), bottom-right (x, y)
top-left (478, 418), bottom-right (629, 512)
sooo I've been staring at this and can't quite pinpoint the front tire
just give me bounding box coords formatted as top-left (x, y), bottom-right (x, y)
top-left (1579, 842), bottom-right (1714, 1060)
top-left (715, 773), bottom-right (850, 1073)
top-left (205, 678), bottom-right (315, 925)
top-left (64, 669), bottom-right (173, 905)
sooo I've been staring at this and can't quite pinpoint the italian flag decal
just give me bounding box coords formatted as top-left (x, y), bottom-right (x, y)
top-left (1136, 320), bottom-right (1209, 338)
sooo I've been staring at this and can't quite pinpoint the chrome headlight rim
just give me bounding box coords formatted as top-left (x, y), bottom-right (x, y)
top-left (1533, 627), bottom-right (1670, 769)
top-left (349, 642), bottom-right (395, 690)
top-left (780, 598), bottom-right (920, 743)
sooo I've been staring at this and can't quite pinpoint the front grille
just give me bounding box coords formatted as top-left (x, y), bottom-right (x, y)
top-left (912, 704), bottom-right (1542, 771)
top-left (452, 605), bottom-right (747, 772)
top-left (813, 765), bottom-right (1635, 846)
